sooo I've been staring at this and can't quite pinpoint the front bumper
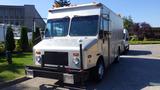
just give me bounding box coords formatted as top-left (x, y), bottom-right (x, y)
top-left (25, 66), bottom-right (89, 84)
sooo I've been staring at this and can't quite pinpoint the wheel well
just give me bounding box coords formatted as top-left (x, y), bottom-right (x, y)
top-left (97, 55), bottom-right (104, 65)
top-left (118, 46), bottom-right (121, 53)
top-left (114, 46), bottom-right (121, 58)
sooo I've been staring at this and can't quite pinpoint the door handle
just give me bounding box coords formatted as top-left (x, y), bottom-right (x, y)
top-left (103, 39), bottom-right (105, 43)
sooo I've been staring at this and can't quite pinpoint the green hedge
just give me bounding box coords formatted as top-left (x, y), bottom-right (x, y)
top-left (0, 43), bottom-right (5, 53)
top-left (129, 41), bottom-right (160, 45)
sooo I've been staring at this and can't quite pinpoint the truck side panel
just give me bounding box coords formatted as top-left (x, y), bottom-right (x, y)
top-left (109, 11), bottom-right (123, 63)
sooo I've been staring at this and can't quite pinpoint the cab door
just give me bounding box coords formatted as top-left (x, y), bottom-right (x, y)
top-left (99, 15), bottom-right (110, 67)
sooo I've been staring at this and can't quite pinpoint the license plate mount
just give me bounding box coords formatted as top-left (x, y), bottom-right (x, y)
top-left (63, 73), bottom-right (74, 84)
top-left (26, 69), bottom-right (34, 78)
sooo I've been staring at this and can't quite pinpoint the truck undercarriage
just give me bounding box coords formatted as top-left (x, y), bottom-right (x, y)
top-left (25, 65), bottom-right (90, 84)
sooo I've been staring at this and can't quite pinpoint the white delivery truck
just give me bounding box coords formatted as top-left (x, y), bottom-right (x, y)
top-left (26, 3), bottom-right (124, 84)
top-left (123, 29), bottom-right (129, 52)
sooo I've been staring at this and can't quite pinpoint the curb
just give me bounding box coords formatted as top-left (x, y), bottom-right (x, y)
top-left (0, 77), bottom-right (30, 89)
top-left (121, 55), bottom-right (160, 60)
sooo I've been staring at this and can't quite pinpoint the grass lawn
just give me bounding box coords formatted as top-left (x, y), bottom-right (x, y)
top-left (0, 52), bottom-right (33, 83)
top-left (129, 41), bottom-right (160, 45)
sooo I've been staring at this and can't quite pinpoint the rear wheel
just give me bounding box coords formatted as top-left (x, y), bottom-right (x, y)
top-left (114, 48), bottom-right (120, 63)
top-left (126, 45), bottom-right (129, 51)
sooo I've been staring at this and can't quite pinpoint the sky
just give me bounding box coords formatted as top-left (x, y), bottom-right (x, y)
top-left (0, 0), bottom-right (160, 27)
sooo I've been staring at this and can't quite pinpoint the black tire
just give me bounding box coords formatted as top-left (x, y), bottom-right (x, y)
top-left (123, 46), bottom-right (127, 55)
top-left (114, 48), bottom-right (120, 63)
top-left (94, 59), bottom-right (105, 82)
top-left (126, 45), bottom-right (129, 52)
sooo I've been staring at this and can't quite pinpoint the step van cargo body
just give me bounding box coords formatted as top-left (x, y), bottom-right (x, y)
top-left (25, 3), bottom-right (124, 84)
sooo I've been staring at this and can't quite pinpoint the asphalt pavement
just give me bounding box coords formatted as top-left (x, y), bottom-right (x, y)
top-left (2, 44), bottom-right (160, 90)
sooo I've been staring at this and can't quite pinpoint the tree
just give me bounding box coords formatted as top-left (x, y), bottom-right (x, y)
top-left (133, 23), bottom-right (140, 33)
top-left (123, 16), bottom-right (134, 29)
top-left (5, 26), bottom-right (15, 52)
top-left (123, 16), bottom-right (134, 34)
top-left (20, 26), bottom-right (29, 51)
top-left (133, 23), bottom-right (142, 40)
top-left (140, 22), bottom-right (152, 40)
top-left (54, 0), bottom-right (71, 7)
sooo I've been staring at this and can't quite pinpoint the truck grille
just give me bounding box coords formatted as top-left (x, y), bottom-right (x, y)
top-left (44, 52), bottom-right (68, 66)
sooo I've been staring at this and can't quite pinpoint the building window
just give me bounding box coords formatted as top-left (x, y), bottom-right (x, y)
top-left (15, 21), bottom-right (19, 25)
top-left (10, 21), bottom-right (13, 25)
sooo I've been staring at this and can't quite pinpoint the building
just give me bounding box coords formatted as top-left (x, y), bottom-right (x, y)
top-left (0, 24), bottom-right (33, 42)
top-left (0, 24), bottom-right (5, 42)
top-left (151, 27), bottom-right (160, 39)
top-left (0, 5), bottom-right (45, 31)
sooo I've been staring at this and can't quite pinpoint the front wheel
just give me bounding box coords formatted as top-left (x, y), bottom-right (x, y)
top-left (94, 60), bottom-right (105, 82)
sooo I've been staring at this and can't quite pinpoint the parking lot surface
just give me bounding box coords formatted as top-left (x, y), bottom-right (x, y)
top-left (2, 44), bottom-right (160, 90)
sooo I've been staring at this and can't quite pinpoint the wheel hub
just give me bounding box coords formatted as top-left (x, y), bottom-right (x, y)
top-left (98, 64), bottom-right (104, 79)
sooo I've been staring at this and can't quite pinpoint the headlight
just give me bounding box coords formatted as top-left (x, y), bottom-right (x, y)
top-left (35, 50), bottom-right (42, 65)
top-left (35, 55), bottom-right (42, 64)
top-left (73, 57), bottom-right (80, 65)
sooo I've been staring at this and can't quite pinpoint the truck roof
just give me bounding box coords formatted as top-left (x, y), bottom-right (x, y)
top-left (47, 2), bottom-right (122, 20)
top-left (49, 2), bottom-right (102, 12)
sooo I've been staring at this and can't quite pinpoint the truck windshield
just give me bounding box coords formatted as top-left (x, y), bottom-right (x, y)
top-left (45, 18), bottom-right (70, 37)
top-left (69, 15), bottom-right (99, 36)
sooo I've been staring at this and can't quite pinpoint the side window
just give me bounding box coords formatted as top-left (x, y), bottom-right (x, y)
top-left (99, 18), bottom-right (109, 39)
top-left (100, 18), bottom-right (103, 30)
top-left (103, 19), bottom-right (109, 31)
top-left (100, 18), bottom-right (109, 31)
top-left (45, 23), bottom-right (51, 37)
top-left (123, 33), bottom-right (125, 39)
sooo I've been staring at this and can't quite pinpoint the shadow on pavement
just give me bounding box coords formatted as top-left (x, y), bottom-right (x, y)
top-left (126, 50), bottom-right (152, 56)
top-left (87, 57), bottom-right (160, 90)
top-left (2, 50), bottom-right (160, 90)
top-left (37, 56), bottom-right (160, 90)
top-left (39, 84), bottom-right (55, 90)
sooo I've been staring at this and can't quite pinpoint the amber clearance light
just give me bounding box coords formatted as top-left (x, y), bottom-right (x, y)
top-left (73, 53), bottom-right (79, 57)
top-left (35, 51), bottom-right (41, 55)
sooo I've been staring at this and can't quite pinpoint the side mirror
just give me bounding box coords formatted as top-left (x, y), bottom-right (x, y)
top-left (126, 37), bottom-right (129, 41)
top-left (99, 30), bottom-right (103, 39)
top-left (40, 30), bottom-right (45, 39)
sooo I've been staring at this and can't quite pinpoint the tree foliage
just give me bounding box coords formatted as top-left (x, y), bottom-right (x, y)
top-left (133, 23), bottom-right (144, 40)
top-left (140, 22), bottom-right (151, 31)
top-left (132, 22), bottom-right (152, 40)
top-left (20, 26), bottom-right (29, 51)
top-left (54, 0), bottom-right (71, 7)
top-left (5, 26), bottom-right (15, 52)
top-left (140, 22), bottom-right (152, 40)
top-left (123, 16), bottom-right (134, 32)
top-left (123, 16), bottom-right (153, 40)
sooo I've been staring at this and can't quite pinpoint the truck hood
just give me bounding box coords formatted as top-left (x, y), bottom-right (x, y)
top-left (33, 37), bottom-right (97, 51)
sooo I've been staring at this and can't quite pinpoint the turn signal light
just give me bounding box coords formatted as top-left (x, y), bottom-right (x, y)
top-left (35, 51), bottom-right (41, 55)
top-left (73, 53), bottom-right (79, 57)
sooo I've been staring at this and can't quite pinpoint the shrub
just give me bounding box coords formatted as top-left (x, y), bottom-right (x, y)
top-left (130, 35), bottom-right (138, 41)
top-left (143, 37), bottom-right (148, 41)
top-left (0, 43), bottom-right (5, 53)
top-left (20, 26), bottom-right (29, 52)
top-left (5, 26), bottom-right (15, 52)
top-left (15, 40), bottom-right (22, 52)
